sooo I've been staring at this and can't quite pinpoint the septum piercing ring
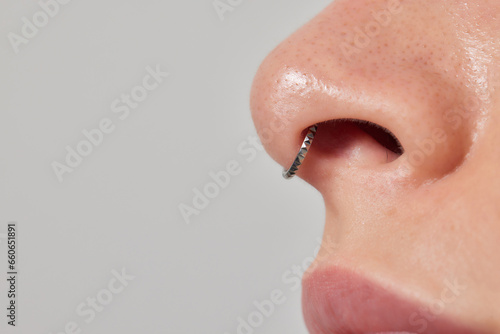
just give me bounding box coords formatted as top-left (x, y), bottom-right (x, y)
top-left (282, 124), bottom-right (318, 180)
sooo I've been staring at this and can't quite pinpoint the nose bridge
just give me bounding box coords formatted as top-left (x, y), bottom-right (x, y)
top-left (326, 0), bottom-right (406, 60)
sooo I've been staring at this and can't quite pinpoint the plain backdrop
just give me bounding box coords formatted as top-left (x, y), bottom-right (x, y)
top-left (0, 0), bottom-right (330, 333)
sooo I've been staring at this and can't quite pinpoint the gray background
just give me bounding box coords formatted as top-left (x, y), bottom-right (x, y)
top-left (0, 0), bottom-right (329, 333)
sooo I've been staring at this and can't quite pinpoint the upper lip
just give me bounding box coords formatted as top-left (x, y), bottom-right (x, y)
top-left (302, 265), bottom-right (483, 334)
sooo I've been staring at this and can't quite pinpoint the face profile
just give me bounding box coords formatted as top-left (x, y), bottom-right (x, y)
top-left (250, 0), bottom-right (500, 332)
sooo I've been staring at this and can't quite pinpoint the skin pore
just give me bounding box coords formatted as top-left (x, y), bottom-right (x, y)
top-left (250, 0), bottom-right (500, 332)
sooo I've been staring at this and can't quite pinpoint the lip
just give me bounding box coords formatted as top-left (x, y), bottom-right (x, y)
top-left (302, 266), bottom-right (480, 334)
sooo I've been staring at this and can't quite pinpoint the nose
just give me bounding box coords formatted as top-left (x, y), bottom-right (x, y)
top-left (250, 0), bottom-right (492, 197)
top-left (249, 0), bottom-right (500, 329)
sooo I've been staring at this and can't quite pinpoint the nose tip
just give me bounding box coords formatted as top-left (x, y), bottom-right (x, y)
top-left (250, 0), bottom-right (483, 192)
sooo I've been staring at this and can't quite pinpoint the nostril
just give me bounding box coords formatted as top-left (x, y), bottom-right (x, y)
top-left (351, 119), bottom-right (404, 156)
top-left (310, 119), bottom-right (404, 164)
